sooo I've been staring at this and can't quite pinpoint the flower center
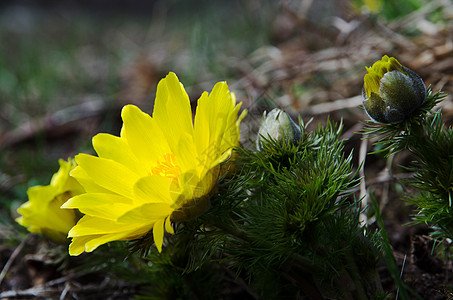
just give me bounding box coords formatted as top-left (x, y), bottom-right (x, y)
top-left (150, 153), bottom-right (180, 179)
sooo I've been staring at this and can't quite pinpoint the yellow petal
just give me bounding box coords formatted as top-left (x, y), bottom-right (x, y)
top-left (165, 217), bottom-right (174, 234)
top-left (152, 218), bottom-right (166, 252)
top-left (154, 72), bottom-right (194, 150)
top-left (221, 103), bottom-right (247, 155)
top-left (193, 81), bottom-right (244, 171)
top-left (133, 175), bottom-right (174, 204)
top-left (117, 203), bottom-right (173, 223)
top-left (70, 166), bottom-right (110, 193)
top-left (84, 231), bottom-right (147, 252)
top-left (92, 133), bottom-right (147, 176)
top-left (62, 193), bottom-right (132, 220)
top-left (50, 159), bottom-right (73, 186)
top-left (62, 193), bottom-right (131, 209)
top-left (26, 185), bottom-right (57, 206)
top-left (194, 83), bottom-right (231, 154)
top-left (121, 105), bottom-right (170, 166)
top-left (19, 194), bottom-right (76, 236)
top-left (44, 159), bottom-right (80, 196)
top-left (172, 132), bottom-right (197, 173)
top-left (193, 92), bottom-right (210, 154)
top-left (176, 171), bottom-right (202, 201)
top-left (69, 235), bottom-right (94, 255)
top-left (75, 153), bottom-right (140, 199)
top-left (70, 231), bottom-right (146, 255)
top-left (16, 158), bottom-right (83, 244)
top-left (68, 215), bottom-right (148, 236)
top-left (69, 226), bottom-right (152, 255)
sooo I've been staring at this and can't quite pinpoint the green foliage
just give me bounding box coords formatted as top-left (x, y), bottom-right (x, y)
top-left (353, 0), bottom-right (424, 20)
top-left (371, 196), bottom-right (422, 300)
top-left (380, 0), bottom-right (424, 20)
top-left (405, 111), bottom-right (453, 240)
top-left (154, 119), bottom-right (385, 299)
top-left (136, 244), bottom-right (225, 300)
top-left (363, 86), bottom-right (453, 242)
top-left (230, 119), bottom-right (358, 263)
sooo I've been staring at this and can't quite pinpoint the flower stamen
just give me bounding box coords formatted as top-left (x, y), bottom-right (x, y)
top-left (151, 153), bottom-right (180, 179)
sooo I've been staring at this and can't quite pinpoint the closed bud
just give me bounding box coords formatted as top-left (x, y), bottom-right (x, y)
top-left (362, 55), bottom-right (427, 123)
top-left (256, 108), bottom-right (301, 150)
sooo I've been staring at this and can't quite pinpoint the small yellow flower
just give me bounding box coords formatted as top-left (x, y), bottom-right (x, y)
top-left (62, 72), bottom-right (247, 255)
top-left (16, 159), bottom-right (84, 244)
top-left (363, 0), bottom-right (383, 14)
top-left (362, 55), bottom-right (427, 123)
top-left (352, 0), bottom-right (383, 14)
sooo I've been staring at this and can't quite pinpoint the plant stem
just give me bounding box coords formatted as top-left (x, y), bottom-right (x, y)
top-left (345, 248), bottom-right (368, 300)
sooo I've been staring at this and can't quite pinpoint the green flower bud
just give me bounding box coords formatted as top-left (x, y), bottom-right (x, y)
top-left (362, 55), bottom-right (427, 123)
top-left (256, 108), bottom-right (301, 150)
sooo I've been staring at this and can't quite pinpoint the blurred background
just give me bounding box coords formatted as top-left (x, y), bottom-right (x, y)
top-left (1, 0), bottom-right (452, 298)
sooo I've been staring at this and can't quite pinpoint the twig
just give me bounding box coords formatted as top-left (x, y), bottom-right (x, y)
top-left (359, 134), bottom-right (368, 225)
top-left (301, 95), bottom-right (362, 116)
top-left (0, 235), bottom-right (29, 286)
top-left (0, 287), bottom-right (59, 298)
top-left (347, 172), bottom-right (415, 195)
top-left (59, 283), bottom-right (70, 300)
top-left (366, 172), bottom-right (414, 186)
top-left (0, 98), bottom-right (112, 148)
top-left (379, 155), bottom-right (394, 214)
top-left (45, 274), bottom-right (76, 287)
top-left (0, 276), bottom-right (130, 299)
top-left (223, 267), bottom-right (259, 300)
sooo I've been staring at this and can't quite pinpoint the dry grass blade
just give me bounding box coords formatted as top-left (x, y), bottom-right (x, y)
top-left (0, 99), bottom-right (113, 148)
top-left (0, 235), bottom-right (29, 286)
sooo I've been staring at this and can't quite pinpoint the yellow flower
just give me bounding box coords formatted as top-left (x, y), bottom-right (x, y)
top-left (352, 0), bottom-right (383, 14)
top-left (62, 72), bottom-right (247, 255)
top-left (362, 55), bottom-right (426, 123)
top-left (362, 0), bottom-right (383, 14)
top-left (16, 159), bottom-right (84, 244)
